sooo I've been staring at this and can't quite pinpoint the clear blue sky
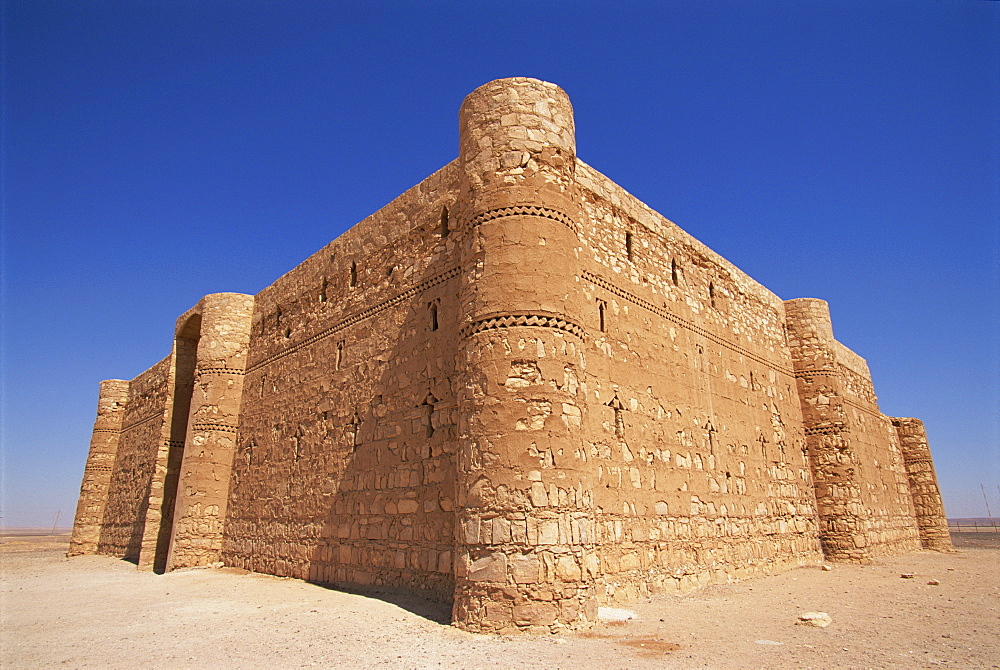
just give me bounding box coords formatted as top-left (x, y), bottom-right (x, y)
top-left (3, 1), bottom-right (997, 527)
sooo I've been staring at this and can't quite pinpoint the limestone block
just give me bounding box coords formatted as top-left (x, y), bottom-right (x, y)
top-left (468, 552), bottom-right (507, 582)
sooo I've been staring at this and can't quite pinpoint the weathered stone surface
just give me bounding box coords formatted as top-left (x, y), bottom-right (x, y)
top-left (797, 612), bottom-right (832, 628)
top-left (70, 76), bottom-right (948, 635)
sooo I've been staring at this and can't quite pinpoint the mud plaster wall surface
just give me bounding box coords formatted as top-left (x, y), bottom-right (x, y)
top-left (221, 162), bottom-right (462, 600)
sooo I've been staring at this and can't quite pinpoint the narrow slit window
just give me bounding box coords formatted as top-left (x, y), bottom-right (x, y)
top-left (625, 232), bottom-right (634, 261)
top-left (336, 341), bottom-right (344, 370)
top-left (671, 259), bottom-right (679, 286)
top-left (349, 262), bottom-right (357, 288)
top-left (319, 277), bottom-right (328, 303)
top-left (440, 206), bottom-right (450, 238)
top-left (598, 299), bottom-right (606, 332)
top-left (429, 302), bottom-right (439, 331)
top-left (709, 282), bottom-right (716, 308)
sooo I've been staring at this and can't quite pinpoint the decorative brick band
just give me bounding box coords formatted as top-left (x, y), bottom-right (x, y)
top-left (119, 411), bottom-right (164, 434)
top-left (198, 367), bottom-right (246, 376)
top-left (190, 422), bottom-right (238, 434)
top-left (247, 266), bottom-right (461, 373)
top-left (84, 465), bottom-right (114, 472)
top-left (469, 205), bottom-right (577, 234)
top-left (794, 368), bottom-right (839, 378)
top-left (166, 440), bottom-right (185, 449)
top-left (92, 428), bottom-right (120, 434)
top-left (841, 395), bottom-right (886, 421)
top-left (461, 313), bottom-right (586, 340)
top-left (804, 425), bottom-right (844, 436)
top-left (583, 270), bottom-right (794, 377)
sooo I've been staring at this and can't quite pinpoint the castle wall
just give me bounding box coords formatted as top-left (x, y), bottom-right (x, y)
top-left (573, 162), bottom-right (822, 600)
top-left (893, 417), bottom-right (952, 551)
top-left (71, 76), bottom-right (949, 635)
top-left (97, 357), bottom-right (172, 560)
top-left (785, 298), bottom-right (920, 560)
top-left (220, 162), bottom-right (462, 601)
top-left (448, 78), bottom-right (821, 633)
top-left (68, 379), bottom-right (129, 556)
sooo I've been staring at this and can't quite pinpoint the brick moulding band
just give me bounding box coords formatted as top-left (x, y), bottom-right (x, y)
top-left (118, 412), bottom-right (164, 434)
top-left (460, 313), bottom-right (586, 340)
top-left (246, 266), bottom-right (461, 373)
top-left (468, 205), bottom-right (577, 233)
top-left (583, 270), bottom-right (793, 377)
top-left (190, 423), bottom-right (239, 434)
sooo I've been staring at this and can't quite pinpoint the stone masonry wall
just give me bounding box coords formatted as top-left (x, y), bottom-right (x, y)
top-left (450, 78), bottom-right (598, 632)
top-left (785, 298), bottom-right (920, 560)
top-left (574, 162), bottom-right (822, 601)
top-left (72, 76), bottom-right (949, 635)
top-left (97, 356), bottom-right (172, 561)
top-left (165, 293), bottom-right (255, 571)
top-left (68, 379), bottom-right (129, 556)
top-left (221, 162), bottom-right (461, 601)
top-left (892, 417), bottom-right (952, 551)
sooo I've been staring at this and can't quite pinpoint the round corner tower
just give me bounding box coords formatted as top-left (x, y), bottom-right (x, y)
top-left (452, 78), bottom-right (599, 633)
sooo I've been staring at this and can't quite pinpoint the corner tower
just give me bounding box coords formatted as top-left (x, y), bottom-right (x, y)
top-left (784, 298), bottom-right (921, 560)
top-left (68, 379), bottom-right (129, 556)
top-left (452, 78), bottom-right (598, 632)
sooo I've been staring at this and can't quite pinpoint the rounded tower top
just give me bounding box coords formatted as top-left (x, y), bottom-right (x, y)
top-left (459, 77), bottom-right (576, 195)
top-left (784, 298), bottom-right (834, 342)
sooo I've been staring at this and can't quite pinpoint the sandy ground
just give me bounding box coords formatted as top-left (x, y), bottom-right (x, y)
top-left (2, 533), bottom-right (998, 669)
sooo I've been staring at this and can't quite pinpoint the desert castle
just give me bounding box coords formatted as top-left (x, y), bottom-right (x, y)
top-left (70, 77), bottom-right (951, 632)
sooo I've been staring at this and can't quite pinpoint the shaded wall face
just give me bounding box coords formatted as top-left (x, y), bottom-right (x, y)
top-left (97, 357), bottom-right (173, 560)
top-left (147, 333), bottom-right (197, 573)
top-left (573, 172), bottom-right (822, 598)
top-left (222, 168), bottom-right (461, 599)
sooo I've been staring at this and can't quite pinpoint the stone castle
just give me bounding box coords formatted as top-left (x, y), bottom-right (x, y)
top-left (70, 77), bottom-right (951, 632)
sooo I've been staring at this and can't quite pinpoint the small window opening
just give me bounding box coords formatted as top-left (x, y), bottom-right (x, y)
top-left (284, 328), bottom-right (291, 339)
top-left (349, 262), bottom-right (357, 288)
top-left (709, 282), bottom-right (716, 309)
top-left (429, 302), bottom-right (439, 331)
top-left (319, 277), bottom-right (328, 303)
top-left (440, 206), bottom-right (450, 238)
top-left (671, 259), bottom-right (679, 286)
top-left (336, 341), bottom-right (344, 370)
top-left (598, 299), bottom-right (607, 332)
top-left (625, 232), bottom-right (634, 261)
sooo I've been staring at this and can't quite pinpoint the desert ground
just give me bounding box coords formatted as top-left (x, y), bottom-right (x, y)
top-left (2, 531), bottom-right (997, 669)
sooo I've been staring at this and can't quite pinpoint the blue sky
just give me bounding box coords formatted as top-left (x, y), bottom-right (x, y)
top-left (3, 0), bottom-right (997, 527)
